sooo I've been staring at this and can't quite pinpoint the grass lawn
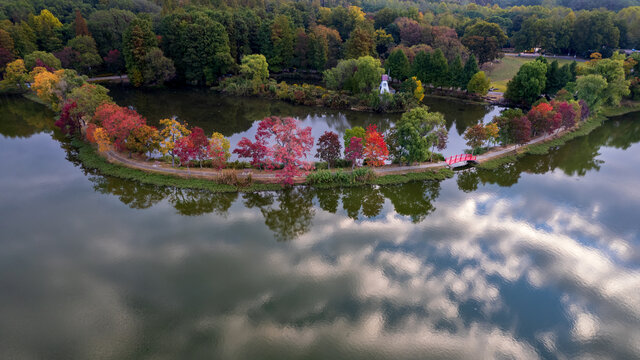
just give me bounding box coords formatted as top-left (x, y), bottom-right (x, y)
top-left (483, 56), bottom-right (577, 92)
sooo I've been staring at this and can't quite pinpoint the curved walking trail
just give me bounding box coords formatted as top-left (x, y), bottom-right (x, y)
top-left (104, 131), bottom-right (554, 184)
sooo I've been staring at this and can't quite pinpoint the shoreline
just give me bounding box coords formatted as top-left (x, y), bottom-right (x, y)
top-left (74, 102), bottom-right (639, 192)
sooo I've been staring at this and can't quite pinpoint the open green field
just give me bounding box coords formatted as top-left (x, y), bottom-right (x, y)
top-left (484, 56), bottom-right (577, 92)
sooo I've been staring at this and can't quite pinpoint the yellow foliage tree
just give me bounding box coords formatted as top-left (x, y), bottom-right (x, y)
top-left (484, 122), bottom-right (499, 146)
top-left (348, 6), bottom-right (366, 23)
top-left (0, 59), bottom-right (30, 92)
top-left (412, 76), bottom-right (425, 102)
top-left (94, 127), bottom-right (112, 152)
top-left (208, 131), bottom-right (230, 169)
top-left (159, 118), bottom-right (190, 167)
top-left (32, 68), bottom-right (62, 109)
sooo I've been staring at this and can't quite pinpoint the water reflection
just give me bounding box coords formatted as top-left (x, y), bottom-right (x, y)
top-left (0, 96), bottom-right (56, 138)
top-left (456, 115), bottom-right (640, 191)
top-left (1, 97), bottom-right (640, 359)
top-left (107, 86), bottom-right (501, 155)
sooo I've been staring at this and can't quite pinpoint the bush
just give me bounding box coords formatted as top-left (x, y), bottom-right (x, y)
top-left (305, 167), bottom-right (375, 185)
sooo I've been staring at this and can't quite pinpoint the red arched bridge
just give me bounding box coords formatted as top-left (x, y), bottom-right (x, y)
top-left (446, 154), bottom-right (477, 168)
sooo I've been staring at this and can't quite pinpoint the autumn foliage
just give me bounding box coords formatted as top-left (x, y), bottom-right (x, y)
top-left (235, 117), bottom-right (314, 185)
top-left (96, 103), bottom-right (146, 153)
top-left (345, 136), bottom-right (364, 169)
top-left (54, 101), bottom-right (80, 135)
top-left (315, 131), bottom-right (341, 168)
top-left (363, 125), bottom-right (388, 167)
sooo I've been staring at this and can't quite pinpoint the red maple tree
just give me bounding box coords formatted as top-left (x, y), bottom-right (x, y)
top-left (527, 102), bottom-right (555, 136)
top-left (97, 103), bottom-right (146, 154)
top-left (553, 101), bottom-right (578, 130)
top-left (363, 124), bottom-right (388, 167)
top-left (233, 117), bottom-right (314, 185)
top-left (512, 116), bottom-right (532, 146)
top-left (345, 136), bottom-right (364, 169)
top-left (315, 131), bottom-right (341, 168)
top-left (54, 101), bottom-right (81, 135)
top-left (188, 127), bottom-right (209, 167)
top-left (174, 136), bottom-right (196, 168)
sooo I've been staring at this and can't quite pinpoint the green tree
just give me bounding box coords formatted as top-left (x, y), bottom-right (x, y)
top-left (412, 50), bottom-right (432, 85)
top-left (581, 58), bottom-right (630, 106)
top-left (66, 83), bottom-right (113, 121)
top-left (617, 7), bottom-right (640, 49)
top-left (240, 54), bottom-right (269, 90)
top-left (142, 48), bottom-right (175, 87)
top-left (576, 74), bottom-right (608, 111)
top-left (431, 48), bottom-right (449, 88)
top-left (123, 18), bottom-right (174, 87)
top-left (462, 21), bottom-right (507, 64)
top-left (324, 56), bottom-right (384, 94)
top-left (344, 25), bottom-right (375, 59)
top-left (572, 10), bottom-right (619, 56)
top-left (67, 35), bottom-right (102, 73)
top-left (448, 55), bottom-right (465, 89)
top-left (461, 54), bottom-right (479, 91)
top-left (269, 14), bottom-right (294, 72)
top-left (160, 12), bottom-right (233, 85)
top-left (24, 50), bottom-right (61, 70)
top-left (343, 126), bottom-right (365, 149)
top-left (88, 9), bottom-right (135, 56)
top-left (385, 49), bottom-right (410, 81)
top-left (7, 21), bottom-right (37, 58)
top-left (467, 71), bottom-right (491, 95)
top-left (544, 60), bottom-right (563, 95)
top-left (389, 106), bottom-right (446, 164)
top-left (29, 9), bottom-right (62, 52)
top-left (505, 59), bottom-right (547, 106)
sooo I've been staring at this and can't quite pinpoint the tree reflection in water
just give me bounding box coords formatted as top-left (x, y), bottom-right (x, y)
top-left (243, 189), bottom-right (315, 242)
top-left (380, 181), bottom-right (441, 223)
top-left (454, 116), bottom-right (640, 192)
top-left (0, 96), bottom-right (56, 138)
top-left (60, 114), bottom-right (640, 241)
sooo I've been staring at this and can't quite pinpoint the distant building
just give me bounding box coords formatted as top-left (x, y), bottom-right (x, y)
top-left (379, 74), bottom-right (390, 94)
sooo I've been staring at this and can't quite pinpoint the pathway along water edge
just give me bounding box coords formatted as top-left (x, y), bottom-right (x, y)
top-left (98, 118), bottom-right (601, 187)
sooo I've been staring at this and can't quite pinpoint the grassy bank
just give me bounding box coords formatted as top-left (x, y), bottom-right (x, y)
top-left (73, 139), bottom-right (282, 192)
top-left (74, 139), bottom-right (454, 192)
top-left (307, 168), bottom-right (454, 189)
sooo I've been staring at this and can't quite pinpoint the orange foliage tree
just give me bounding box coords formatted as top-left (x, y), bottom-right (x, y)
top-left (363, 124), bottom-right (389, 166)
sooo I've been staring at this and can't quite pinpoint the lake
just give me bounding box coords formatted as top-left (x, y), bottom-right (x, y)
top-left (1, 93), bottom-right (639, 359)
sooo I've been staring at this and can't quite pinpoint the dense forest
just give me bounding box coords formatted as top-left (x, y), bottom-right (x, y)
top-left (2, 0), bottom-right (640, 85)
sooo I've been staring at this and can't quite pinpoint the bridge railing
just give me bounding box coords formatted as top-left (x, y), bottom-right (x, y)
top-left (446, 154), bottom-right (477, 165)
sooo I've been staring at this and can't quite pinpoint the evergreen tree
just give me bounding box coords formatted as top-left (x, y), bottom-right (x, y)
top-left (385, 49), bottom-right (410, 81)
top-left (449, 55), bottom-right (464, 89)
top-left (123, 18), bottom-right (174, 87)
top-left (461, 54), bottom-right (479, 91)
top-left (544, 60), bottom-right (563, 95)
top-left (412, 50), bottom-right (432, 86)
top-left (431, 49), bottom-right (449, 88)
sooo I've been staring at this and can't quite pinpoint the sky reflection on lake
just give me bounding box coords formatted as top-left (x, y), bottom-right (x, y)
top-left (0, 97), bottom-right (639, 359)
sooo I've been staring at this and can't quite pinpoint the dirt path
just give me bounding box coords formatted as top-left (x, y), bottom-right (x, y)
top-left (104, 129), bottom-right (561, 183)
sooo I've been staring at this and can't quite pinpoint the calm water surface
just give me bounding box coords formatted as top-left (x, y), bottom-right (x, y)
top-left (107, 86), bottom-right (503, 157)
top-left (1, 94), bottom-right (639, 359)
